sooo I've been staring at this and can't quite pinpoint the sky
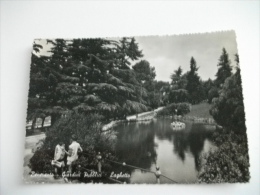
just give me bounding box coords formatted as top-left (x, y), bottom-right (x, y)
top-left (36, 31), bottom-right (238, 82)
top-left (134, 31), bottom-right (238, 82)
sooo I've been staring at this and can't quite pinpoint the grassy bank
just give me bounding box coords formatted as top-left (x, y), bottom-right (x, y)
top-left (185, 102), bottom-right (212, 118)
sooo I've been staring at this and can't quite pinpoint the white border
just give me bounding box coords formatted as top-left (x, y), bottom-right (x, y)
top-left (1, 1), bottom-right (259, 195)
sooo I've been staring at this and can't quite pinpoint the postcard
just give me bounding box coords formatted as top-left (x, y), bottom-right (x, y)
top-left (24, 31), bottom-right (250, 184)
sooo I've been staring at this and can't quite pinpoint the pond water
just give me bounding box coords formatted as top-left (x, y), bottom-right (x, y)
top-left (113, 118), bottom-right (216, 184)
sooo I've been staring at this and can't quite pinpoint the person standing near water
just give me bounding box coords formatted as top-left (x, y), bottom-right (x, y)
top-left (66, 135), bottom-right (83, 175)
top-left (172, 109), bottom-right (178, 123)
top-left (53, 141), bottom-right (67, 178)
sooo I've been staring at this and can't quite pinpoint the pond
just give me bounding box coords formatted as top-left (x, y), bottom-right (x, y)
top-left (112, 117), bottom-right (216, 184)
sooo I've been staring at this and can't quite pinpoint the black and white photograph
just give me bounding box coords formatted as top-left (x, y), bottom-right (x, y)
top-left (1, 1), bottom-right (259, 194)
top-left (23, 32), bottom-right (250, 184)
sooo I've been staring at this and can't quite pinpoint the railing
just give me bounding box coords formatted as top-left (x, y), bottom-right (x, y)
top-left (76, 152), bottom-right (178, 184)
top-left (127, 111), bottom-right (156, 121)
top-left (182, 116), bottom-right (216, 125)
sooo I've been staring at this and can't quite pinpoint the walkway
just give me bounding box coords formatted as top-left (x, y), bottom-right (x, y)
top-left (126, 107), bottom-right (164, 121)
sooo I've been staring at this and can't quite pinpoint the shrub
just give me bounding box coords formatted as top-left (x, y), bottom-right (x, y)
top-left (198, 69), bottom-right (250, 183)
top-left (29, 147), bottom-right (53, 174)
top-left (29, 112), bottom-right (117, 175)
top-left (210, 70), bottom-right (246, 135)
top-left (156, 102), bottom-right (191, 117)
top-left (208, 87), bottom-right (218, 103)
top-left (198, 128), bottom-right (250, 183)
top-left (168, 89), bottom-right (189, 103)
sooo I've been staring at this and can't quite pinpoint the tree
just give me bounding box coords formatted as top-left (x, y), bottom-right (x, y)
top-left (168, 89), bottom-right (188, 103)
top-left (156, 102), bottom-right (191, 117)
top-left (27, 37), bottom-right (148, 127)
top-left (210, 54), bottom-right (246, 134)
top-left (154, 81), bottom-right (170, 92)
top-left (28, 39), bottom-right (84, 126)
top-left (202, 78), bottom-right (215, 103)
top-left (199, 54), bottom-right (249, 183)
top-left (186, 57), bottom-right (202, 104)
top-left (153, 81), bottom-right (170, 106)
top-left (170, 67), bottom-right (188, 89)
top-left (118, 37), bottom-right (143, 69)
top-left (133, 60), bottom-right (156, 83)
top-left (148, 92), bottom-right (161, 109)
top-left (132, 60), bottom-right (158, 108)
top-left (167, 66), bottom-right (188, 103)
top-left (208, 86), bottom-right (218, 104)
top-left (170, 66), bottom-right (182, 88)
top-left (215, 48), bottom-right (232, 88)
top-left (132, 60), bottom-right (156, 94)
top-left (171, 66), bottom-right (187, 89)
top-left (27, 41), bottom-right (52, 129)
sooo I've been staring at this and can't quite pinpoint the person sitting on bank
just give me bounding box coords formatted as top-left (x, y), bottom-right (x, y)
top-left (53, 141), bottom-right (67, 178)
top-left (67, 135), bottom-right (83, 175)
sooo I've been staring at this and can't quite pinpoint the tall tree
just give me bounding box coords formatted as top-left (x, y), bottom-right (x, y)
top-left (133, 60), bottom-right (156, 83)
top-left (27, 41), bottom-right (47, 129)
top-left (132, 60), bottom-right (159, 108)
top-left (210, 54), bottom-right (245, 134)
top-left (27, 38), bottom-right (148, 126)
top-left (168, 66), bottom-right (189, 103)
top-left (118, 37), bottom-right (143, 69)
top-left (200, 54), bottom-right (249, 183)
top-left (171, 66), bottom-right (185, 89)
top-left (215, 48), bottom-right (232, 88)
top-left (202, 78), bottom-right (216, 103)
top-left (153, 81), bottom-right (170, 106)
top-left (186, 57), bottom-right (202, 104)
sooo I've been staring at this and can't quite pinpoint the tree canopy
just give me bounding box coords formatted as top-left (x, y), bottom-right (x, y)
top-left (186, 57), bottom-right (203, 104)
top-left (210, 54), bottom-right (246, 134)
top-left (27, 38), bottom-right (148, 125)
top-left (215, 48), bottom-right (232, 88)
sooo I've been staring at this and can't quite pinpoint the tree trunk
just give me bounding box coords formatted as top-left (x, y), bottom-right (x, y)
top-left (31, 118), bottom-right (36, 130)
top-left (41, 117), bottom-right (45, 128)
top-left (51, 114), bottom-right (60, 126)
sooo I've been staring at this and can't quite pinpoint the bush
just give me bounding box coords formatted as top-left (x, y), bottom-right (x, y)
top-left (210, 70), bottom-right (246, 135)
top-left (198, 128), bottom-right (250, 183)
top-left (156, 102), bottom-right (191, 117)
top-left (198, 69), bottom-right (250, 183)
top-left (29, 147), bottom-right (53, 174)
top-left (29, 112), bottom-right (117, 175)
top-left (168, 89), bottom-right (189, 103)
top-left (208, 87), bottom-right (218, 103)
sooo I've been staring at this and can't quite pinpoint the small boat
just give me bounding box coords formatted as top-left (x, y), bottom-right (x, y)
top-left (170, 121), bottom-right (186, 130)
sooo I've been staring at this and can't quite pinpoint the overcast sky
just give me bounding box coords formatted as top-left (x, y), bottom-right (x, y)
top-left (134, 31), bottom-right (238, 82)
top-left (36, 31), bottom-right (237, 82)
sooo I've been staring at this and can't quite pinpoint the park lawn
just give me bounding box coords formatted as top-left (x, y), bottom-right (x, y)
top-left (186, 102), bottom-right (213, 118)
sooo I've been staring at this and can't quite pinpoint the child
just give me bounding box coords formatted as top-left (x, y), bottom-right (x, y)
top-left (66, 136), bottom-right (83, 176)
top-left (53, 141), bottom-right (68, 178)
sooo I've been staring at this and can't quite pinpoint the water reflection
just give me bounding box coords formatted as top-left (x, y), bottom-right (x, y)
top-left (115, 121), bottom-right (157, 170)
top-left (113, 118), bottom-right (215, 183)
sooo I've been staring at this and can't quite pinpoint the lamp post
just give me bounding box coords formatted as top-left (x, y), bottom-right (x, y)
top-left (141, 80), bottom-right (145, 101)
top-left (155, 166), bottom-right (161, 184)
top-left (136, 80), bottom-right (145, 120)
top-left (97, 152), bottom-right (102, 173)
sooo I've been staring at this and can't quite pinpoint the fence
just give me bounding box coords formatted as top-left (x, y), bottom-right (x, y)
top-left (181, 116), bottom-right (216, 125)
top-left (127, 110), bottom-right (156, 121)
top-left (75, 152), bottom-right (178, 184)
